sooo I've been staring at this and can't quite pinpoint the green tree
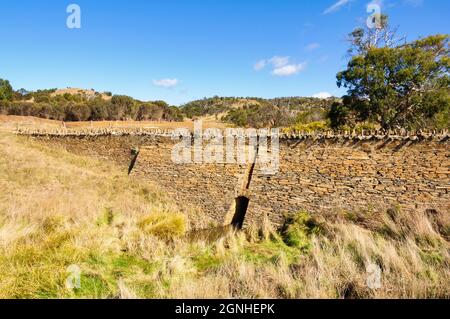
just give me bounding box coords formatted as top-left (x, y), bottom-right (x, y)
top-left (333, 34), bottom-right (450, 129)
top-left (0, 79), bottom-right (13, 101)
top-left (64, 103), bottom-right (91, 121)
top-left (89, 101), bottom-right (109, 121)
top-left (111, 95), bottom-right (135, 120)
top-left (153, 100), bottom-right (169, 108)
top-left (166, 106), bottom-right (184, 122)
top-left (135, 103), bottom-right (156, 121)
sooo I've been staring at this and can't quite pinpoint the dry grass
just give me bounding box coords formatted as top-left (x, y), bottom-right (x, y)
top-left (0, 114), bottom-right (228, 132)
top-left (0, 130), bottom-right (448, 299)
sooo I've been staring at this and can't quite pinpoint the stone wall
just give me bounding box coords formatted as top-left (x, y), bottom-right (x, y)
top-left (134, 136), bottom-right (450, 227)
top-left (23, 129), bottom-right (450, 227)
top-left (249, 137), bottom-right (449, 225)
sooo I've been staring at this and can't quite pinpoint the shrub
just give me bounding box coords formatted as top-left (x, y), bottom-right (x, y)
top-left (280, 211), bottom-right (321, 251)
top-left (138, 212), bottom-right (186, 240)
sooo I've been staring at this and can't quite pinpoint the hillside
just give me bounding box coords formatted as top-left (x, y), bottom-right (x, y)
top-left (1, 89), bottom-right (184, 123)
top-left (2, 81), bottom-right (447, 130)
top-left (51, 88), bottom-right (112, 101)
top-left (180, 96), bottom-right (339, 128)
top-left (1, 87), bottom-right (340, 129)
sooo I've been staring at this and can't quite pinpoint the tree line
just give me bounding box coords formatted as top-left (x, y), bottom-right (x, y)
top-left (0, 86), bottom-right (184, 122)
top-left (180, 96), bottom-right (337, 128)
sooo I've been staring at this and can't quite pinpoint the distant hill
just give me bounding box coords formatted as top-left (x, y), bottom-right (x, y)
top-left (51, 88), bottom-right (112, 101)
top-left (1, 87), bottom-right (183, 123)
top-left (2, 83), bottom-right (341, 128)
top-left (180, 96), bottom-right (340, 128)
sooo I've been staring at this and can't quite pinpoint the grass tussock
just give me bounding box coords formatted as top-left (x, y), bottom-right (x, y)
top-left (138, 212), bottom-right (186, 240)
top-left (0, 131), bottom-right (448, 299)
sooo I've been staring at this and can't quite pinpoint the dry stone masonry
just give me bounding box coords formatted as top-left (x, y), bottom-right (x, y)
top-left (17, 128), bottom-right (450, 227)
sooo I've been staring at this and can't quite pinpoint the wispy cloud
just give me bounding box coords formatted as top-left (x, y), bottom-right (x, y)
top-left (253, 59), bottom-right (267, 71)
top-left (323, 0), bottom-right (353, 14)
top-left (305, 43), bottom-right (320, 51)
top-left (152, 78), bottom-right (179, 88)
top-left (268, 56), bottom-right (290, 68)
top-left (253, 56), bottom-right (290, 71)
top-left (272, 63), bottom-right (307, 77)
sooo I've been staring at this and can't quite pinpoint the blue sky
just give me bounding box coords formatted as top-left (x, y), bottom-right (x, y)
top-left (0, 0), bottom-right (448, 105)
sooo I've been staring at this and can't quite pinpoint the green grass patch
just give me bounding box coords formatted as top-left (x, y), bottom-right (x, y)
top-left (242, 239), bottom-right (301, 265)
top-left (280, 211), bottom-right (321, 252)
top-left (192, 249), bottom-right (224, 272)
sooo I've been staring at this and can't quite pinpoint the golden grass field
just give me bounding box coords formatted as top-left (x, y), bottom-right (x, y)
top-left (0, 115), bottom-right (228, 132)
top-left (0, 116), bottom-right (449, 298)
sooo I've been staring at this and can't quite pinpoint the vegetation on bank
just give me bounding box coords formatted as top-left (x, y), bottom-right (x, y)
top-left (0, 132), bottom-right (448, 298)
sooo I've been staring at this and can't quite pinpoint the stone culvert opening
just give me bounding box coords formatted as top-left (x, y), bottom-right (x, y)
top-left (231, 196), bottom-right (250, 230)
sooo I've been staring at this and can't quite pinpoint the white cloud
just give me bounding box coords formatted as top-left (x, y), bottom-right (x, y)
top-left (312, 92), bottom-right (333, 99)
top-left (254, 56), bottom-right (306, 76)
top-left (253, 56), bottom-right (290, 71)
top-left (253, 59), bottom-right (267, 71)
top-left (272, 63), bottom-right (307, 77)
top-left (152, 78), bottom-right (179, 88)
top-left (323, 0), bottom-right (353, 14)
top-left (268, 56), bottom-right (290, 68)
top-left (305, 43), bottom-right (320, 51)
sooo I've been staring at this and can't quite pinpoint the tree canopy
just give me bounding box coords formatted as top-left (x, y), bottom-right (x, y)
top-left (0, 88), bottom-right (184, 122)
top-left (331, 18), bottom-right (450, 130)
top-left (0, 79), bottom-right (13, 101)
